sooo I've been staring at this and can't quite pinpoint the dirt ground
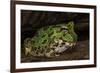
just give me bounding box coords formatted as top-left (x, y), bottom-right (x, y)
top-left (21, 39), bottom-right (89, 63)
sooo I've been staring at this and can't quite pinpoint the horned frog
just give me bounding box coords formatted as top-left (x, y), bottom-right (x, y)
top-left (23, 21), bottom-right (77, 57)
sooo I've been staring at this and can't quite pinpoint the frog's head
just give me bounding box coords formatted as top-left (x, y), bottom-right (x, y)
top-left (58, 21), bottom-right (77, 42)
top-left (56, 21), bottom-right (74, 33)
top-left (52, 22), bottom-right (77, 53)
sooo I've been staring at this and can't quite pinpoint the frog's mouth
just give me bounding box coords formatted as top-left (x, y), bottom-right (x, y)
top-left (50, 39), bottom-right (76, 53)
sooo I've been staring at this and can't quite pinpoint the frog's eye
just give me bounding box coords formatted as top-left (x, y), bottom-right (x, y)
top-left (61, 28), bottom-right (68, 32)
top-left (63, 29), bottom-right (68, 32)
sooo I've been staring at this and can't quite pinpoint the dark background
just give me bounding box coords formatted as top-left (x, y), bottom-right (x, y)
top-left (21, 10), bottom-right (89, 62)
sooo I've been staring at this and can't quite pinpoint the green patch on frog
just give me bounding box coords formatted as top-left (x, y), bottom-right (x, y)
top-left (23, 21), bottom-right (78, 58)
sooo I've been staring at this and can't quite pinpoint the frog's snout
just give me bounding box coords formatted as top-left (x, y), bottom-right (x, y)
top-left (53, 39), bottom-right (76, 53)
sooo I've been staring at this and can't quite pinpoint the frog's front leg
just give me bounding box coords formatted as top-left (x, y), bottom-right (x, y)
top-left (45, 49), bottom-right (60, 57)
top-left (45, 50), bottom-right (54, 57)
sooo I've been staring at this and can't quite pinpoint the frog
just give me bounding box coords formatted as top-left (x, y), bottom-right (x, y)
top-left (23, 21), bottom-right (77, 57)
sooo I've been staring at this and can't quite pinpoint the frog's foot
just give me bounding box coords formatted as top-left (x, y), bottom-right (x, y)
top-left (30, 49), bottom-right (45, 57)
top-left (55, 54), bottom-right (60, 57)
top-left (45, 50), bottom-right (58, 58)
top-left (45, 50), bottom-right (53, 57)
